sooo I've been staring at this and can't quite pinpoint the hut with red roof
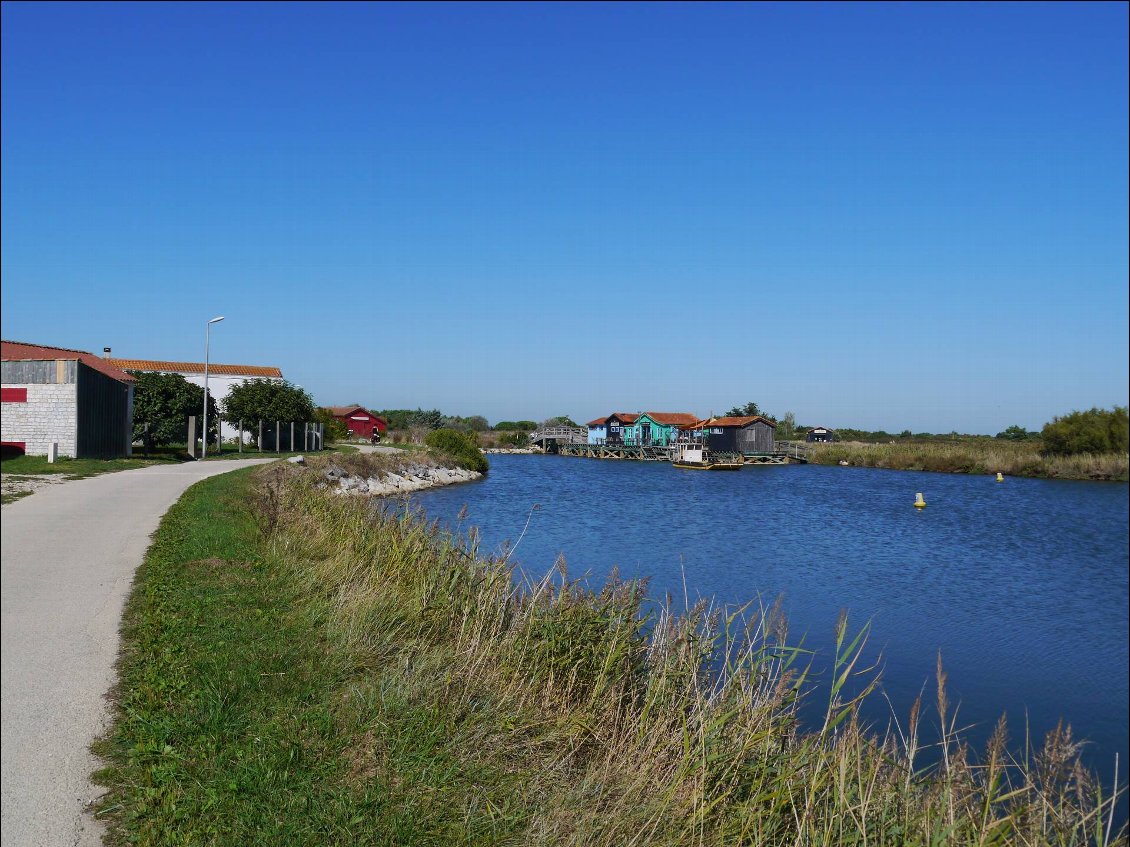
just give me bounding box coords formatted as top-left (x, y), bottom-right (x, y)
top-left (681, 415), bottom-right (777, 454)
top-left (2, 340), bottom-right (136, 458)
top-left (326, 405), bottom-right (387, 441)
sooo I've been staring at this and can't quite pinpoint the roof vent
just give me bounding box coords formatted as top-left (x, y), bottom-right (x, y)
top-left (103, 347), bottom-right (112, 358)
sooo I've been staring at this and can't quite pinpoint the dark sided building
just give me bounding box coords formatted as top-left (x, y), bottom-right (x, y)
top-left (1, 340), bottom-right (135, 458)
top-left (697, 415), bottom-right (777, 453)
top-left (605, 412), bottom-right (638, 445)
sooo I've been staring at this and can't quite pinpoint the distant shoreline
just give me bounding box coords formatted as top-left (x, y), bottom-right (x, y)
top-left (480, 441), bottom-right (1128, 482)
top-left (804, 440), bottom-right (1128, 482)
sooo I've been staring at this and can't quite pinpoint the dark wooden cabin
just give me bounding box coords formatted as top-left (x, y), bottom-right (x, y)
top-left (805, 426), bottom-right (834, 443)
top-left (694, 416), bottom-right (777, 454)
top-left (604, 412), bottom-right (638, 445)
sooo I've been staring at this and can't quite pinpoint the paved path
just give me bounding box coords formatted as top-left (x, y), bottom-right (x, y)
top-left (1, 459), bottom-right (272, 847)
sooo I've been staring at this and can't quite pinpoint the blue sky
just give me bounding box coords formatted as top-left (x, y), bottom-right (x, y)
top-left (3, 2), bottom-right (1127, 432)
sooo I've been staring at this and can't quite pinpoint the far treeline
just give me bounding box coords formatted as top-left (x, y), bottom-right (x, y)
top-left (720, 401), bottom-right (1128, 458)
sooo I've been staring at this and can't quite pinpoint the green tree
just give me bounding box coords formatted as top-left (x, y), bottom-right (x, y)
top-left (726, 401), bottom-right (772, 419)
top-left (778, 411), bottom-right (797, 440)
top-left (995, 425), bottom-right (1031, 441)
top-left (464, 415), bottom-right (490, 432)
top-left (129, 371), bottom-right (218, 447)
top-left (541, 415), bottom-right (578, 427)
top-left (223, 380), bottom-right (316, 433)
top-left (1041, 407), bottom-right (1129, 456)
top-left (494, 420), bottom-right (536, 432)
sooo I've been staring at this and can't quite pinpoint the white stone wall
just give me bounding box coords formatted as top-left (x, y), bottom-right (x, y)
top-left (179, 374), bottom-right (283, 441)
top-left (1, 383), bottom-right (78, 457)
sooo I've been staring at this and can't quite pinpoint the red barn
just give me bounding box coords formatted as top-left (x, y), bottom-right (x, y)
top-left (327, 405), bottom-right (386, 440)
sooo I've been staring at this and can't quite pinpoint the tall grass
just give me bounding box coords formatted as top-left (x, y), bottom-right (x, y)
top-left (808, 440), bottom-right (1129, 481)
top-left (248, 457), bottom-right (1125, 845)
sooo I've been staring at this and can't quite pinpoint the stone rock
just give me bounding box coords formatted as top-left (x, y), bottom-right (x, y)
top-left (287, 455), bottom-right (305, 464)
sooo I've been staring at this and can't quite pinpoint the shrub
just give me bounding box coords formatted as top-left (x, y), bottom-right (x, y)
top-left (314, 408), bottom-right (349, 441)
top-left (1040, 406), bottom-right (1129, 456)
top-left (424, 428), bottom-right (488, 473)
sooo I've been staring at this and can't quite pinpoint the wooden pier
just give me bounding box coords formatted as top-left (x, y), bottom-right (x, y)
top-left (551, 441), bottom-right (809, 464)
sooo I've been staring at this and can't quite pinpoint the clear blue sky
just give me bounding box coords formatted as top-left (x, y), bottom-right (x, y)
top-left (3, 2), bottom-right (1127, 432)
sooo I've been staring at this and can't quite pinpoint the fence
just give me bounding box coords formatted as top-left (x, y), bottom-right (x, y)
top-left (185, 417), bottom-right (326, 457)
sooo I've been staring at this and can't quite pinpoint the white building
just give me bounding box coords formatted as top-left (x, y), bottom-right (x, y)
top-left (106, 356), bottom-right (283, 440)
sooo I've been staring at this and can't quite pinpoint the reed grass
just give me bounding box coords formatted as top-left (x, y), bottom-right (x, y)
top-left (94, 457), bottom-right (1127, 845)
top-left (808, 440), bottom-right (1128, 481)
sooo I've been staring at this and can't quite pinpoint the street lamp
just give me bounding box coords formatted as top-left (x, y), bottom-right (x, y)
top-left (201, 316), bottom-right (225, 458)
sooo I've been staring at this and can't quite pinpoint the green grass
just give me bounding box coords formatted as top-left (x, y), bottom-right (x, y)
top-left (95, 458), bottom-right (1127, 846)
top-left (0, 452), bottom-right (183, 478)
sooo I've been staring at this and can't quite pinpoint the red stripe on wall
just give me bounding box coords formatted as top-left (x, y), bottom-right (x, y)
top-left (1, 388), bottom-right (28, 402)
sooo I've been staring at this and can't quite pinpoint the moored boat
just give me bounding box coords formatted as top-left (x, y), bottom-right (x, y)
top-left (671, 441), bottom-right (742, 470)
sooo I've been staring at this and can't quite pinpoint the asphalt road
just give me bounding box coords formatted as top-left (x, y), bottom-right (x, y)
top-left (1, 459), bottom-right (271, 847)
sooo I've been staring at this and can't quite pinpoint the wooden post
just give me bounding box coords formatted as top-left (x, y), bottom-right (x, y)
top-left (290, 421), bottom-right (295, 452)
top-left (258, 421), bottom-right (263, 453)
top-left (238, 420), bottom-right (242, 454)
top-left (216, 423), bottom-right (222, 455)
top-left (276, 421), bottom-right (281, 454)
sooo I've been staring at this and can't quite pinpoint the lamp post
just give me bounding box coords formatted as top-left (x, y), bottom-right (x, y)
top-left (201, 316), bottom-right (225, 458)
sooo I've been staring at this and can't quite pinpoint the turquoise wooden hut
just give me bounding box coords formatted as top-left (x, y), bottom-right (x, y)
top-left (625, 412), bottom-right (700, 447)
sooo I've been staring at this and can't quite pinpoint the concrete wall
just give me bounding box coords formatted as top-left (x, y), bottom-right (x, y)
top-left (177, 374), bottom-right (282, 440)
top-left (1, 383), bottom-right (79, 456)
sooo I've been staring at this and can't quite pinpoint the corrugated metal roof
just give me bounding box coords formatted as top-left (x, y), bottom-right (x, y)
top-left (2, 340), bottom-right (136, 383)
top-left (106, 358), bottom-right (283, 378)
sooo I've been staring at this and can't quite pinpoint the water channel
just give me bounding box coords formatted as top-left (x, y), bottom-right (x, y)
top-left (411, 454), bottom-right (1129, 780)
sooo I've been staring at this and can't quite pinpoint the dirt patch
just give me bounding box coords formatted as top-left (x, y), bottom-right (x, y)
top-left (342, 729), bottom-right (383, 785)
top-left (1, 473), bottom-right (68, 504)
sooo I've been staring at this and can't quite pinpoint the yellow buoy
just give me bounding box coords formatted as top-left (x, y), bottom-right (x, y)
top-left (996, 472), bottom-right (1004, 482)
top-left (914, 492), bottom-right (926, 509)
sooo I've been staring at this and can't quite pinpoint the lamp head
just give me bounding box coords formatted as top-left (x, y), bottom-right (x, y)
top-left (208, 316), bottom-right (225, 324)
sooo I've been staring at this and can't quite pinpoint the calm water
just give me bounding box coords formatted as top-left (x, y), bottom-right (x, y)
top-left (412, 455), bottom-right (1129, 776)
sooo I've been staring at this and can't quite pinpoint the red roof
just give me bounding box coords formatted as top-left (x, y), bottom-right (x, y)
top-left (2, 340), bottom-right (136, 383)
top-left (586, 416), bottom-right (609, 426)
top-left (681, 416), bottom-right (777, 430)
top-left (107, 358), bottom-right (282, 378)
top-left (609, 412), bottom-right (638, 423)
top-left (643, 412), bottom-right (700, 426)
top-left (708, 415), bottom-right (777, 428)
top-left (326, 405), bottom-right (384, 421)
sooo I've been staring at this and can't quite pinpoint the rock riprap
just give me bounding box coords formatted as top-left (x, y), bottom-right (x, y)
top-left (320, 461), bottom-right (481, 496)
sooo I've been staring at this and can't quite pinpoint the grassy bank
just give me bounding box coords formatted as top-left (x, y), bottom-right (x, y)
top-left (807, 440), bottom-right (1129, 481)
top-left (94, 457), bottom-right (1126, 845)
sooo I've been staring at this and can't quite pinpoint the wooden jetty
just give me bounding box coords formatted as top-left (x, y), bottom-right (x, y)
top-left (547, 440), bottom-right (809, 465)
